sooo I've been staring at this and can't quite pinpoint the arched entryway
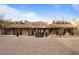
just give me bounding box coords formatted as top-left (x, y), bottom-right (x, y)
top-left (63, 28), bottom-right (74, 35)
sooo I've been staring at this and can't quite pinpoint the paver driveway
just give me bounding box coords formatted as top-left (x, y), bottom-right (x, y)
top-left (0, 35), bottom-right (79, 55)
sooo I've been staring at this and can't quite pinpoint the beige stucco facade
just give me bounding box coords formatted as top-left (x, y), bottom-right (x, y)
top-left (0, 27), bottom-right (1, 35)
top-left (1, 27), bottom-right (78, 37)
top-left (0, 21), bottom-right (78, 37)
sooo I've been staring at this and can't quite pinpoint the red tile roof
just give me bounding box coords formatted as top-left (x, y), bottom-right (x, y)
top-left (47, 23), bottom-right (77, 28)
top-left (3, 23), bottom-right (33, 28)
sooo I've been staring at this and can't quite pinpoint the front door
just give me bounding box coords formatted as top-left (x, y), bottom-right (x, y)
top-left (34, 28), bottom-right (44, 37)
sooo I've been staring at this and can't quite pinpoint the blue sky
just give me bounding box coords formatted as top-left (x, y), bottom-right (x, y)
top-left (0, 4), bottom-right (79, 22)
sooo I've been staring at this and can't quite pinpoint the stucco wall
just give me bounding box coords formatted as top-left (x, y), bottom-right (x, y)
top-left (0, 28), bottom-right (2, 35)
top-left (22, 29), bottom-right (28, 35)
top-left (6, 29), bottom-right (13, 35)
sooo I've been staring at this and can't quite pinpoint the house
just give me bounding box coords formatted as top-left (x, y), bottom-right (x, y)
top-left (0, 21), bottom-right (78, 37)
top-left (47, 23), bottom-right (77, 35)
top-left (1, 23), bottom-right (33, 36)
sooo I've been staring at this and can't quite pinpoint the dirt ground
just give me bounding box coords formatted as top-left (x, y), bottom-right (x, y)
top-left (0, 35), bottom-right (79, 55)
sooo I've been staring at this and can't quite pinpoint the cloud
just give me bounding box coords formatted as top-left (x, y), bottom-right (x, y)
top-left (72, 4), bottom-right (79, 13)
top-left (54, 4), bottom-right (62, 9)
top-left (0, 4), bottom-right (45, 22)
top-left (22, 12), bottom-right (45, 22)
